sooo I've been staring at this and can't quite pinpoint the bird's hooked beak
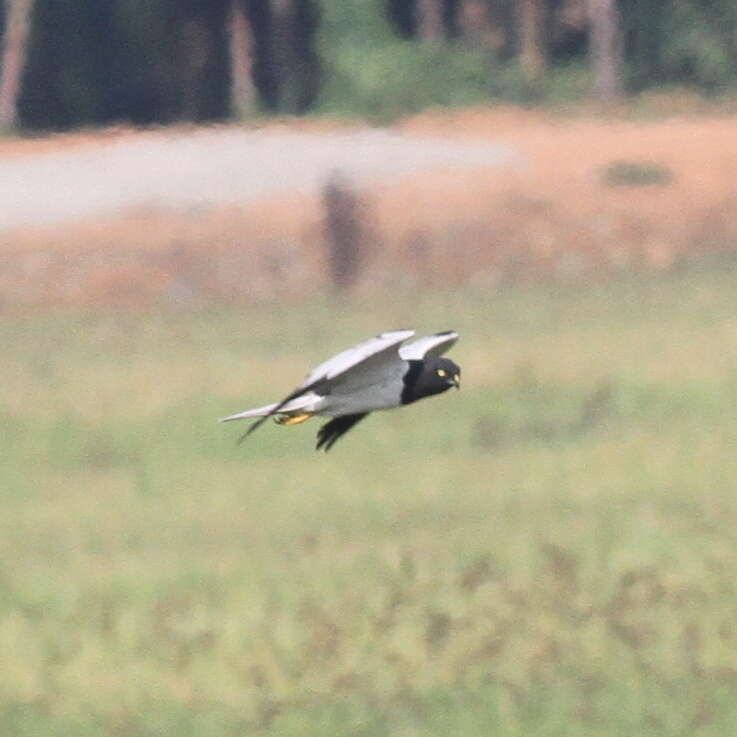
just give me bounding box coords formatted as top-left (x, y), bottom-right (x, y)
top-left (451, 373), bottom-right (461, 389)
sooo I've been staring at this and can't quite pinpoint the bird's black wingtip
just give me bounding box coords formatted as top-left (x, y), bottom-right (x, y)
top-left (236, 416), bottom-right (267, 445)
top-left (315, 414), bottom-right (369, 452)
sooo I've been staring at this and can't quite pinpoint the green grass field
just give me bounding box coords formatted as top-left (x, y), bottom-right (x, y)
top-left (3, 264), bottom-right (737, 736)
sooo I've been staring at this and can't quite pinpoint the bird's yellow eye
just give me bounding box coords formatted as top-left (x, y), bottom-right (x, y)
top-left (437, 369), bottom-right (447, 377)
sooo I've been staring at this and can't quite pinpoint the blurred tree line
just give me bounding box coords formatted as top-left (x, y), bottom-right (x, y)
top-left (1, 0), bottom-right (737, 131)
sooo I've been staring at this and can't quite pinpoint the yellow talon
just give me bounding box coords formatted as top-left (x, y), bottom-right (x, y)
top-left (274, 413), bottom-right (313, 426)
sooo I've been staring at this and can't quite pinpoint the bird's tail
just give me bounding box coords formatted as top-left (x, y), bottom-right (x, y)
top-left (218, 392), bottom-right (319, 423)
top-left (218, 403), bottom-right (279, 422)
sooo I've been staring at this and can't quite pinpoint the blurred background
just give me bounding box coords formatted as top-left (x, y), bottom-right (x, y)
top-left (3, 1), bottom-right (737, 736)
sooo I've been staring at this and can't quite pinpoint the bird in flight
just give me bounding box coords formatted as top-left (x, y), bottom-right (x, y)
top-left (220, 329), bottom-right (460, 451)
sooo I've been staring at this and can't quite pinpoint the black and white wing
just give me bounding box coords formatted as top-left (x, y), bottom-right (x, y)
top-left (399, 330), bottom-right (459, 360)
top-left (299, 329), bottom-right (415, 390)
top-left (316, 413), bottom-right (369, 452)
top-left (227, 330), bottom-right (415, 439)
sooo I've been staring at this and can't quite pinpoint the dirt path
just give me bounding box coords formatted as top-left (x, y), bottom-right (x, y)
top-left (0, 126), bottom-right (518, 231)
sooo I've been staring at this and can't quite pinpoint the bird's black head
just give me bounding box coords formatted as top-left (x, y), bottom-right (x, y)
top-left (401, 356), bottom-right (461, 405)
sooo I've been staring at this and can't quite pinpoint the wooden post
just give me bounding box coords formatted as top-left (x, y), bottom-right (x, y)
top-left (519, 0), bottom-right (547, 86)
top-left (417, 0), bottom-right (444, 43)
top-left (270, 0), bottom-right (294, 111)
top-left (588, 0), bottom-right (623, 100)
top-left (229, 0), bottom-right (257, 116)
top-left (0, 0), bottom-right (34, 130)
top-left (457, 0), bottom-right (502, 50)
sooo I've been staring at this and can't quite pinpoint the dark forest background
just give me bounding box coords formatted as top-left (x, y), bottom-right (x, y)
top-left (2, 0), bottom-right (737, 131)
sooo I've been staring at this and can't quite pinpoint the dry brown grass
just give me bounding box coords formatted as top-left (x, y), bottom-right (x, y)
top-left (4, 106), bottom-right (737, 307)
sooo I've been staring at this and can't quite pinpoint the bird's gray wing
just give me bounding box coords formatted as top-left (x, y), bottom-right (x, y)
top-left (299, 330), bottom-right (415, 389)
top-left (236, 330), bottom-right (415, 440)
top-left (399, 330), bottom-right (459, 360)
